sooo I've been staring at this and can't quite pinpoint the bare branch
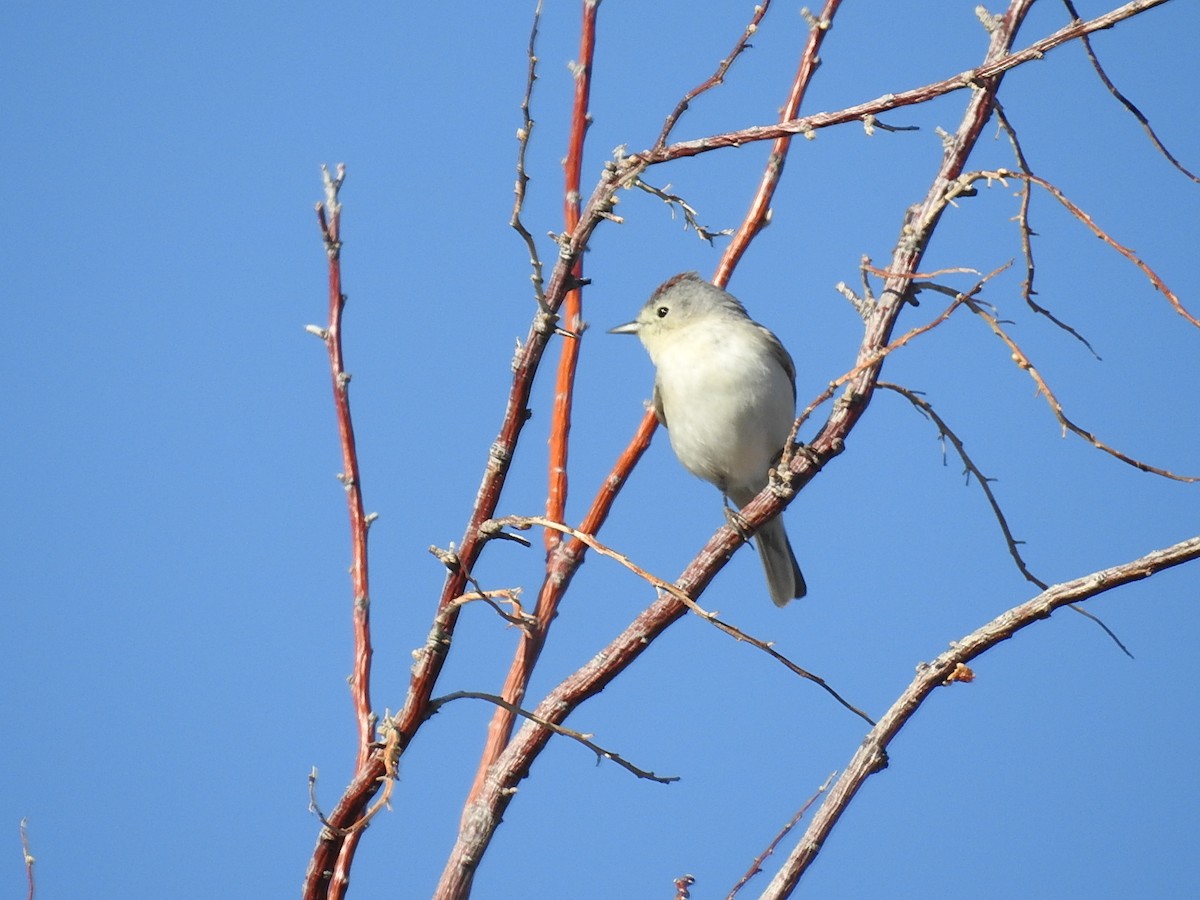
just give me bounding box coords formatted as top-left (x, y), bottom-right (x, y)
top-left (655, 1), bottom-right (775, 149)
top-left (20, 818), bottom-right (34, 900)
top-left (431, 691), bottom-right (679, 784)
top-left (632, 0), bottom-right (1171, 168)
top-left (989, 168), bottom-right (1199, 329)
top-left (633, 177), bottom-right (733, 244)
top-left (1061, 0), bottom-right (1199, 183)
top-left (492, 515), bottom-right (874, 725)
top-left (992, 100), bottom-right (1101, 355)
top-left (727, 772), bottom-right (836, 899)
top-left (511, 0), bottom-right (546, 308)
top-left (879, 382), bottom-right (1046, 588)
top-left (961, 289), bottom-right (1199, 482)
top-left (764, 534), bottom-right (1200, 894)
top-left (714, 0), bottom-right (845, 287)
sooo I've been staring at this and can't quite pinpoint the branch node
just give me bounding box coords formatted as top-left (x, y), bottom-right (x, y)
top-left (429, 544), bottom-right (461, 572)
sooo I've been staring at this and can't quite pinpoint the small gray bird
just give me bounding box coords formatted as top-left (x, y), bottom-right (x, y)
top-left (610, 272), bottom-right (806, 606)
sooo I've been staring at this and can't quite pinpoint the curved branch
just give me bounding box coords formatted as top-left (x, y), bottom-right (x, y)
top-left (763, 534), bottom-right (1200, 895)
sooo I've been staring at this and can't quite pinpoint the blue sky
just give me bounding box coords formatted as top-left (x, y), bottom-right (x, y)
top-left (4, 2), bottom-right (1198, 897)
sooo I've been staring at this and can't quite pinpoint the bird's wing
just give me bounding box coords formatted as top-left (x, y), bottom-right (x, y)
top-left (651, 380), bottom-right (669, 428)
top-left (759, 324), bottom-right (797, 401)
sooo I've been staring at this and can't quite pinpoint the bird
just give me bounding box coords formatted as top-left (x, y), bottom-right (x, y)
top-left (610, 271), bottom-right (806, 606)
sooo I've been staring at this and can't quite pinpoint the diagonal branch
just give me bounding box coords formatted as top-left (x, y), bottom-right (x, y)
top-left (655, 0), bottom-right (775, 149)
top-left (989, 168), bottom-right (1199, 329)
top-left (432, 691), bottom-right (678, 784)
top-left (763, 534), bottom-right (1200, 895)
top-left (960, 289), bottom-right (1199, 482)
top-left (632, 0), bottom-right (1169, 168)
top-left (1061, 0), bottom-right (1199, 183)
top-left (716, 0), bottom-right (844, 287)
top-left (462, 0), bottom-right (604, 815)
top-left (494, 515), bottom-right (874, 725)
top-left (992, 100), bottom-right (1100, 355)
top-left (879, 382), bottom-right (1046, 588)
top-left (727, 772), bottom-right (837, 899)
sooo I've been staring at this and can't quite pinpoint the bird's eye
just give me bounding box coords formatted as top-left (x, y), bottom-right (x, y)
top-left (655, 305), bottom-right (669, 319)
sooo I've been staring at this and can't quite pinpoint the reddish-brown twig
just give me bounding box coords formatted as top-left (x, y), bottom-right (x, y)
top-left (727, 772), bottom-right (836, 898)
top-left (312, 165), bottom-right (376, 767)
top-left (462, 0), bottom-right (603, 814)
top-left (308, 164), bottom-right (379, 900)
top-left (628, 0), bottom-right (1168, 168)
top-left (715, 0), bottom-right (843, 287)
top-left (983, 168), bottom-right (1199, 329)
top-left (763, 534), bottom-right (1200, 895)
top-left (654, 1), bottom-right (774, 150)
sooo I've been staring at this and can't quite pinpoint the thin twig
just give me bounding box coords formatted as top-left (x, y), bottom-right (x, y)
top-left (655, 1), bottom-right (774, 149)
top-left (727, 772), bottom-right (836, 899)
top-left (432, 691), bottom-right (679, 784)
top-left (879, 382), bottom-right (1046, 588)
top-left (313, 165), bottom-right (376, 771)
top-left (764, 534), bottom-right (1200, 894)
top-left (511, 0), bottom-right (546, 308)
top-left (633, 177), bottom-right (732, 244)
top-left (975, 168), bottom-right (1198, 329)
top-left (1061, 0), bottom-right (1199, 183)
top-left (957, 287), bottom-right (1199, 482)
top-left (992, 101), bottom-right (1100, 355)
top-left (20, 818), bottom-right (34, 900)
top-left (878, 382), bottom-right (1133, 658)
top-left (493, 516), bottom-right (874, 726)
top-left (714, 0), bottom-right (843, 287)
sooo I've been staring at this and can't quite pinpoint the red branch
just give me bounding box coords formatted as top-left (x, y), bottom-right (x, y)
top-left (629, 0), bottom-right (1169, 168)
top-left (307, 165), bottom-right (377, 900)
top-left (465, 0), bottom-right (603, 811)
top-left (313, 165), bottom-right (375, 767)
top-left (715, 0), bottom-right (842, 287)
top-left (545, 0), bottom-right (601, 549)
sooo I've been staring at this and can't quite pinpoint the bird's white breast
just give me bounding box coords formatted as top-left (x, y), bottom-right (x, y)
top-left (650, 318), bottom-right (794, 497)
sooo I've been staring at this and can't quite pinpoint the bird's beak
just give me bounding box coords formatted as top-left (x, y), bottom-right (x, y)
top-left (607, 320), bottom-right (640, 335)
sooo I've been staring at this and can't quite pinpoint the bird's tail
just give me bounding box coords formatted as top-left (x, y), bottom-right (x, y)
top-left (755, 515), bottom-right (807, 607)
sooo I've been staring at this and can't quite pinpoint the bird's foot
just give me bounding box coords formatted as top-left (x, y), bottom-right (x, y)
top-left (723, 503), bottom-right (752, 540)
